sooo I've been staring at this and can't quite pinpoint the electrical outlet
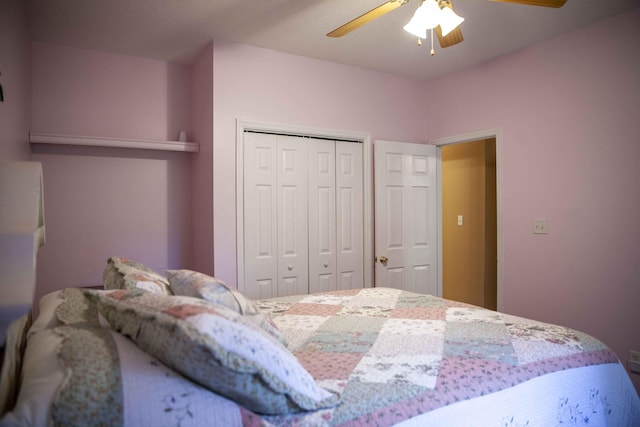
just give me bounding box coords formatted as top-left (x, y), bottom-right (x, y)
top-left (629, 350), bottom-right (640, 374)
top-left (533, 218), bottom-right (548, 235)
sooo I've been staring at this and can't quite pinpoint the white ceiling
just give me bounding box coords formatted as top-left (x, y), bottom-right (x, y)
top-left (27, 0), bottom-right (640, 81)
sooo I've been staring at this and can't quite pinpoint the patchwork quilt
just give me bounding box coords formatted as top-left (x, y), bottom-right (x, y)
top-left (7, 287), bottom-right (636, 427)
top-left (254, 287), bottom-right (620, 426)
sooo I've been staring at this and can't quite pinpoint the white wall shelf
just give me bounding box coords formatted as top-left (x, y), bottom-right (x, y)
top-left (29, 132), bottom-right (199, 153)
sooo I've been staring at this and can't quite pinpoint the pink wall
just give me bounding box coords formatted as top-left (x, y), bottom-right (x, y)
top-left (0, 0), bottom-right (31, 160)
top-left (211, 41), bottom-right (429, 286)
top-left (31, 43), bottom-right (194, 304)
top-left (32, 42), bottom-right (191, 141)
top-left (425, 9), bottom-right (640, 389)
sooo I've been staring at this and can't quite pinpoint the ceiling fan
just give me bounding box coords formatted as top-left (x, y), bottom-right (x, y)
top-left (327, 0), bottom-right (568, 51)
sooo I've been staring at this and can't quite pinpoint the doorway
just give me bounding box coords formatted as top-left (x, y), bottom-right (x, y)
top-left (441, 139), bottom-right (497, 310)
top-left (433, 128), bottom-right (502, 311)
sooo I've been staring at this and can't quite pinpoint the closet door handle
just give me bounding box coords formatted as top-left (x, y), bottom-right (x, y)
top-left (287, 265), bottom-right (293, 271)
top-left (323, 262), bottom-right (329, 268)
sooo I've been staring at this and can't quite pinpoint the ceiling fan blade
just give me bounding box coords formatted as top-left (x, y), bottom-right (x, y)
top-left (490, 0), bottom-right (567, 7)
top-left (327, 0), bottom-right (409, 38)
top-left (436, 25), bottom-right (464, 48)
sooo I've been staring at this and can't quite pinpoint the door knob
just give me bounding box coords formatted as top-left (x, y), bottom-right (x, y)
top-left (377, 256), bottom-right (389, 265)
top-left (323, 262), bottom-right (329, 268)
top-left (288, 265), bottom-right (293, 271)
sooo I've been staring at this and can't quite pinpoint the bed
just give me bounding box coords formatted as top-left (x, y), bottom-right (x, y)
top-left (1, 256), bottom-right (639, 427)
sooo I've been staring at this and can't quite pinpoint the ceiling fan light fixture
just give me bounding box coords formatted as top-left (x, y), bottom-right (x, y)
top-left (438, 5), bottom-right (464, 36)
top-left (403, 0), bottom-right (442, 38)
top-left (403, 16), bottom-right (427, 38)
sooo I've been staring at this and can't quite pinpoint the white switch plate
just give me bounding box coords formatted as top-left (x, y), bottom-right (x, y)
top-left (533, 218), bottom-right (548, 234)
top-left (457, 215), bottom-right (463, 226)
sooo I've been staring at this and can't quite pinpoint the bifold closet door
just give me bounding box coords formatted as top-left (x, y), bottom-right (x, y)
top-left (243, 132), bottom-right (308, 298)
top-left (305, 140), bottom-right (363, 293)
top-left (308, 139), bottom-right (337, 293)
top-left (243, 132), bottom-right (278, 299)
top-left (276, 135), bottom-right (309, 297)
top-left (335, 141), bottom-right (363, 290)
top-left (244, 132), bottom-right (363, 299)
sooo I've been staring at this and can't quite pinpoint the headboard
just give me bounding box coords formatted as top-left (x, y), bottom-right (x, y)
top-left (0, 161), bottom-right (45, 346)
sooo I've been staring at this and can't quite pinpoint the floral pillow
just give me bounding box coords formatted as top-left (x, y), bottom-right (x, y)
top-left (103, 256), bottom-right (171, 295)
top-left (165, 269), bottom-right (284, 344)
top-left (84, 289), bottom-right (339, 415)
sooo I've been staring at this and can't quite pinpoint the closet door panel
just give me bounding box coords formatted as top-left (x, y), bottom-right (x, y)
top-left (336, 141), bottom-right (364, 290)
top-left (277, 135), bottom-right (309, 297)
top-left (243, 132), bottom-right (278, 299)
top-left (308, 139), bottom-right (337, 293)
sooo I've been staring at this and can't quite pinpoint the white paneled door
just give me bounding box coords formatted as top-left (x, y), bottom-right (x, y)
top-left (243, 132), bottom-right (363, 299)
top-left (335, 141), bottom-right (363, 291)
top-left (243, 132), bottom-right (278, 299)
top-left (276, 135), bottom-right (309, 297)
top-left (374, 141), bottom-right (438, 295)
top-left (308, 139), bottom-right (336, 294)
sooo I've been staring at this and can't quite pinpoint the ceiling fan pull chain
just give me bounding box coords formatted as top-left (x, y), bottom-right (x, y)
top-left (430, 28), bottom-right (435, 56)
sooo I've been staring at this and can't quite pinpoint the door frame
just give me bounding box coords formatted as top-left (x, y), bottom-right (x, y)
top-left (430, 128), bottom-right (503, 311)
top-left (235, 119), bottom-right (374, 294)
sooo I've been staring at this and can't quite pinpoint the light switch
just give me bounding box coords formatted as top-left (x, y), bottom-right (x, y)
top-left (533, 218), bottom-right (548, 234)
top-left (457, 215), bottom-right (463, 226)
